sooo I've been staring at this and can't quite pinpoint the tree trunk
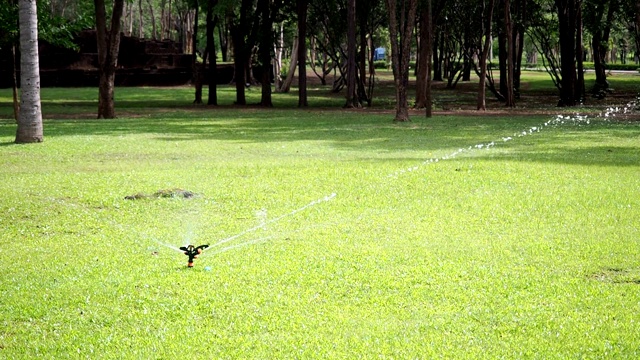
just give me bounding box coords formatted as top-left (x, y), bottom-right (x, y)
top-left (128, 1), bottom-right (134, 36)
top-left (344, 0), bottom-right (358, 108)
top-left (425, 0), bottom-right (433, 117)
top-left (146, 0), bottom-right (157, 39)
top-left (513, 0), bottom-right (526, 98)
top-left (206, 0), bottom-right (217, 105)
top-left (166, 0), bottom-right (172, 40)
top-left (258, 0), bottom-right (273, 107)
top-left (497, 0), bottom-right (507, 99)
top-left (297, 0), bottom-right (309, 107)
top-left (273, 22), bottom-right (285, 90)
top-left (636, 0), bottom-right (640, 63)
top-left (386, 0), bottom-right (418, 122)
top-left (591, 0), bottom-right (617, 97)
top-left (11, 44), bottom-right (20, 123)
top-left (358, 10), bottom-right (368, 105)
top-left (575, 5), bottom-right (585, 103)
top-left (192, 0), bottom-right (202, 104)
top-left (231, 0), bottom-right (252, 105)
top-left (432, 25), bottom-right (443, 81)
top-left (415, 3), bottom-right (429, 109)
top-left (504, 0), bottom-right (515, 107)
top-left (16, 0), bottom-right (43, 143)
top-left (555, 0), bottom-right (580, 106)
top-left (478, 0), bottom-right (496, 110)
top-left (94, 0), bottom-right (124, 119)
top-left (138, 0), bottom-right (144, 38)
top-left (277, 36), bottom-right (298, 93)
top-left (219, 16), bottom-right (230, 62)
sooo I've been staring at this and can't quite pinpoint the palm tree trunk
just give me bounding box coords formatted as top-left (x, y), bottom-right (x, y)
top-left (15, 0), bottom-right (43, 143)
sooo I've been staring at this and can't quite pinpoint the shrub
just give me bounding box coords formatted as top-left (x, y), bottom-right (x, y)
top-left (605, 63), bottom-right (639, 71)
top-left (373, 60), bottom-right (388, 69)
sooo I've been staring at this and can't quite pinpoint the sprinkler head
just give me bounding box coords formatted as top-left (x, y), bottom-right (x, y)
top-left (179, 244), bottom-right (210, 267)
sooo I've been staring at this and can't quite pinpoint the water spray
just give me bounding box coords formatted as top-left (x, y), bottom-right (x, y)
top-left (206, 192), bottom-right (337, 250)
top-left (387, 100), bottom-right (638, 179)
top-left (154, 192), bottom-right (337, 266)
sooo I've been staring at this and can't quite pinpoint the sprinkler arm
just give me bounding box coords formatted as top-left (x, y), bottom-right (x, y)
top-left (179, 244), bottom-right (210, 267)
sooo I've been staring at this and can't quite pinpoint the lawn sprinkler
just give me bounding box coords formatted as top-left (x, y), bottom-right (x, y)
top-left (179, 244), bottom-right (209, 267)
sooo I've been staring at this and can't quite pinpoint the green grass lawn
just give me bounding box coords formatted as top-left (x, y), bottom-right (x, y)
top-left (1, 85), bottom-right (640, 358)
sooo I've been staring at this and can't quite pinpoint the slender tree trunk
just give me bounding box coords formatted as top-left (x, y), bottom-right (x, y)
top-left (129, 2), bottom-right (134, 36)
top-left (297, 0), bottom-right (309, 107)
top-left (147, 0), bottom-right (157, 39)
top-left (138, 0), bottom-right (144, 38)
top-left (219, 16), bottom-right (229, 62)
top-left (575, 5), bottom-right (585, 103)
top-left (496, 0), bottom-right (506, 99)
top-left (192, 0), bottom-right (202, 104)
top-left (278, 36), bottom-right (298, 93)
top-left (206, 0), bottom-right (217, 105)
top-left (231, 0), bottom-right (252, 105)
top-left (555, 0), bottom-right (580, 106)
top-left (478, 0), bottom-right (496, 110)
top-left (432, 26), bottom-right (443, 82)
top-left (160, 5), bottom-right (165, 38)
top-left (415, 3), bottom-right (429, 109)
top-left (274, 22), bottom-right (285, 90)
top-left (11, 44), bottom-right (20, 123)
top-left (16, 0), bottom-right (43, 143)
top-left (358, 11), bottom-right (367, 104)
top-left (513, 0), bottom-right (526, 98)
top-left (94, 0), bottom-right (124, 119)
top-left (592, 0), bottom-right (617, 96)
top-left (636, 0), bottom-right (640, 62)
top-left (258, 0), bottom-right (273, 107)
top-left (344, 0), bottom-right (358, 108)
top-left (504, 0), bottom-right (515, 107)
top-left (386, 0), bottom-right (418, 122)
top-left (167, 0), bottom-right (173, 40)
top-left (425, 0), bottom-right (433, 117)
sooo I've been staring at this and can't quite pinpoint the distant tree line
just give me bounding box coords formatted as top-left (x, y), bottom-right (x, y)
top-left (1, 0), bottom-right (639, 141)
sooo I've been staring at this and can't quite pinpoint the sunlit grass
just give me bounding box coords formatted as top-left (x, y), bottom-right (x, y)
top-left (0, 86), bottom-right (639, 357)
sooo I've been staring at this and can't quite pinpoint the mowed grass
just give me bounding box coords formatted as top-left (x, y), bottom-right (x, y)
top-left (0, 85), bottom-right (640, 358)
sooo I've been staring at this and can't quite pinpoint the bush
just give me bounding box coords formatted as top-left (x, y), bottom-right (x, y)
top-left (280, 61), bottom-right (289, 79)
top-left (522, 63), bottom-right (543, 69)
top-left (605, 63), bottom-right (639, 71)
top-left (373, 60), bottom-right (388, 69)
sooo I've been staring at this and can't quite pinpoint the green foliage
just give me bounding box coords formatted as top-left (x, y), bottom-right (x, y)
top-left (1, 87), bottom-right (640, 357)
top-left (0, 0), bottom-right (92, 50)
top-left (373, 60), bottom-right (388, 69)
top-left (604, 63), bottom-right (640, 71)
top-left (280, 59), bottom-right (290, 78)
top-left (0, 0), bottom-right (18, 46)
top-left (38, 10), bottom-right (91, 51)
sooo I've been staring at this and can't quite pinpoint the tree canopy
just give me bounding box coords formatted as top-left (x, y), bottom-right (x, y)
top-left (3, 0), bottom-right (640, 125)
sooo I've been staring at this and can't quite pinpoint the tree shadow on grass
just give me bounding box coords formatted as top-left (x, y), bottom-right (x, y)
top-left (2, 108), bottom-right (639, 168)
top-left (476, 144), bottom-right (640, 167)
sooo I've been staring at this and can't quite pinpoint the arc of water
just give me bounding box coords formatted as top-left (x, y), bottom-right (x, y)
top-left (150, 236), bottom-right (183, 252)
top-left (204, 235), bottom-right (275, 256)
top-left (205, 192), bottom-right (337, 251)
top-left (387, 100), bottom-right (638, 179)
